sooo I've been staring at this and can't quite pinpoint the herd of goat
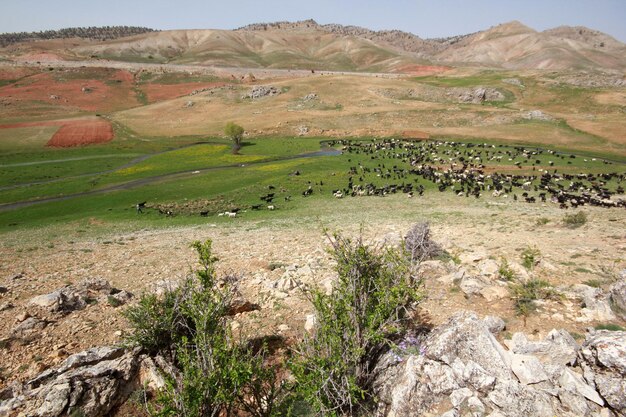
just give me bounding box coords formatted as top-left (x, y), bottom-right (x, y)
top-left (138, 139), bottom-right (625, 217)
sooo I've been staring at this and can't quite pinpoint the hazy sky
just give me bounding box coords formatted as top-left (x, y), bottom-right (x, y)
top-left (1, 0), bottom-right (625, 42)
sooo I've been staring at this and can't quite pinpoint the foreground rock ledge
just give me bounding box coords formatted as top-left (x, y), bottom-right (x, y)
top-left (2, 311), bottom-right (624, 417)
top-left (373, 311), bottom-right (626, 417)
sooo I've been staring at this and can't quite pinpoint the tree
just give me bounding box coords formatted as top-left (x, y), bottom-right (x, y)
top-left (224, 122), bottom-right (244, 151)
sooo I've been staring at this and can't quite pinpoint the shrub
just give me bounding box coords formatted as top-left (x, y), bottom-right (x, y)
top-left (563, 211), bottom-right (587, 228)
top-left (498, 257), bottom-right (516, 281)
top-left (404, 222), bottom-right (442, 263)
top-left (594, 323), bottom-right (625, 331)
top-left (509, 278), bottom-right (559, 316)
top-left (290, 230), bottom-right (424, 416)
top-left (126, 240), bottom-right (285, 416)
top-left (521, 246), bottom-right (541, 270)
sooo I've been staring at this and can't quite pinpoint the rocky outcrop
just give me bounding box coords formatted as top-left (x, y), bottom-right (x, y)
top-left (373, 311), bottom-right (626, 417)
top-left (0, 347), bottom-right (144, 417)
top-left (242, 85), bottom-right (281, 99)
top-left (609, 279), bottom-right (626, 320)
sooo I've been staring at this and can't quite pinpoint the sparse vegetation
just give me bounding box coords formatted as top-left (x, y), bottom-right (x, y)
top-left (290, 228), bottom-right (425, 415)
top-left (509, 278), bottom-right (559, 316)
top-left (594, 323), bottom-right (625, 331)
top-left (521, 246), bottom-right (541, 270)
top-left (125, 240), bottom-right (286, 416)
top-left (563, 211), bottom-right (588, 228)
top-left (498, 257), bottom-right (516, 281)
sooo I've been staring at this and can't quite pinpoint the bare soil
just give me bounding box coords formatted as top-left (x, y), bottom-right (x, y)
top-left (1, 193), bottom-right (624, 387)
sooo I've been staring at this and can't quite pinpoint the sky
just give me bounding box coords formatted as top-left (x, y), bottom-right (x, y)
top-left (1, 0), bottom-right (625, 42)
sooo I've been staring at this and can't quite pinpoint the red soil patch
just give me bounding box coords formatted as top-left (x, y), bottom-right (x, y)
top-left (0, 67), bottom-right (35, 81)
top-left (47, 119), bottom-right (113, 147)
top-left (0, 117), bottom-right (114, 147)
top-left (141, 82), bottom-right (227, 103)
top-left (15, 52), bottom-right (64, 62)
top-left (0, 69), bottom-right (138, 112)
top-left (396, 65), bottom-right (451, 76)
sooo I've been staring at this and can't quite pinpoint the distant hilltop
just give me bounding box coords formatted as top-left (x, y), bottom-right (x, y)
top-left (0, 26), bottom-right (157, 47)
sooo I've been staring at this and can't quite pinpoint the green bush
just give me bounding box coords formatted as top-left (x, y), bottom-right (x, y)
top-left (594, 323), bottom-right (625, 331)
top-left (509, 278), bottom-right (559, 316)
top-left (498, 257), bottom-right (516, 281)
top-left (290, 231), bottom-right (424, 416)
top-left (126, 240), bottom-right (285, 417)
top-left (521, 246), bottom-right (541, 270)
top-left (563, 211), bottom-right (587, 228)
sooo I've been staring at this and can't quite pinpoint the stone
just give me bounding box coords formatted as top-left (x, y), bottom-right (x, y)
top-left (480, 285), bottom-right (509, 302)
top-left (304, 314), bottom-right (317, 333)
top-left (425, 312), bottom-right (512, 380)
top-left (483, 316), bottom-right (506, 334)
top-left (450, 387), bottom-right (473, 407)
top-left (581, 330), bottom-right (626, 375)
top-left (0, 285), bottom-right (8, 294)
top-left (228, 298), bottom-right (260, 315)
top-left (274, 275), bottom-right (300, 292)
top-left (107, 290), bottom-right (133, 306)
top-left (242, 85), bottom-right (281, 99)
top-left (278, 324), bottom-right (290, 332)
top-left (558, 368), bottom-right (604, 406)
top-left (509, 329), bottom-right (579, 366)
top-left (459, 276), bottom-right (487, 296)
top-left (487, 380), bottom-right (555, 417)
top-left (2, 347), bottom-right (141, 417)
top-left (459, 250), bottom-right (487, 264)
top-left (609, 280), bottom-right (626, 320)
top-left (511, 354), bottom-right (549, 385)
top-left (0, 302), bottom-right (13, 312)
top-left (29, 292), bottom-right (63, 308)
top-left (478, 259), bottom-right (500, 277)
top-left (153, 279), bottom-right (180, 296)
top-left (11, 317), bottom-right (47, 338)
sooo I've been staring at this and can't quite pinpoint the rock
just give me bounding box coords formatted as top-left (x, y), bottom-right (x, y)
top-left (502, 78), bottom-right (524, 87)
top-left (184, 100), bottom-right (194, 107)
top-left (9, 272), bottom-right (23, 280)
top-left (0, 285), bottom-right (8, 294)
top-left (609, 280), bottom-right (626, 320)
top-left (0, 302), bottom-right (13, 311)
top-left (509, 329), bottom-right (579, 366)
top-left (228, 298), bottom-right (260, 315)
top-left (558, 368), bottom-right (604, 406)
top-left (522, 110), bottom-right (553, 121)
top-left (137, 356), bottom-right (166, 392)
top-left (478, 259), bottom-right (500, 277)
top-left (11, 317), bottom-right (47, 338)
top-left (107, 290), bottom-right (133, 306)
top-left (29, 291), bottom-right (63, 308)
top-left (480, 285), bottom-right (509, 302)
top-left (242, 85), bottom-right (280, 99)
top-left (511, 354), bottom-right (549, 385)
top-left (274, 275), bottom-right (300, 292)
top-left (304, 314), bottom-right (317, 333)
top-left (278, 324), bottom-right (290, 332)
top-left (302, 93), bottom-right (317, 101)
top-left (486, 380), bottom-right (555, 417)
top-left (581, 330), bottom-right (626, 375)
top-left (459, 250), bottom-right (487, 264)
top-left (424, 312), bottom-right (512, 380)
top-left (483, 316), bottom-right (506, 334)
top-left (1, 347), bottom-right (141, 416)
top-left (153, 279), bottom-right (180, 296)
top-left (296, 125), bottom-right (309, 136)
top-left (459, 276), bottom-right (487, 296)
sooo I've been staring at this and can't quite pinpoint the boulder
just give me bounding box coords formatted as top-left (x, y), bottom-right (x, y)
top-left (0, 347), bottom-right (142, 417)
top-left (242, 85), bottom-right (280, 99)
top-left (483, 316), bottom-right (506, 334)
top-left (609, 280), bottom-right (626, 320)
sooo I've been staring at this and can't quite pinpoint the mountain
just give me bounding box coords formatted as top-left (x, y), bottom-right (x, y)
top-left (434, 21), bottom-right (626, 70)
top-left (2, 20), bottom-right (625, 72)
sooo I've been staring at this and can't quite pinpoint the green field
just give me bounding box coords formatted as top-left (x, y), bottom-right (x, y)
top-left (1, 122), bottom-right (624, 235)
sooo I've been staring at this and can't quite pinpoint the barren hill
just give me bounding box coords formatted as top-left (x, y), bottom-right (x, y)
top-left (435, 21), bottom-right (626, 70)
top-left (2, 20), bottom-right (625, 72)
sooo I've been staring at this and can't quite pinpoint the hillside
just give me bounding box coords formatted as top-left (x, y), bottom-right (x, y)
top-left (2, 20), bottom-right (624, 72)
top-left (434, 21), bottom-right (626, 70)
top-left (68, 27), bottom-right (421, 72)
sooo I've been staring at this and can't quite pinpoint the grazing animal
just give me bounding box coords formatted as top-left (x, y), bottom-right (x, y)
top-left (267, 205), bottom-right (275, 210)
top-left (200, 211), bottom-right (209, 217)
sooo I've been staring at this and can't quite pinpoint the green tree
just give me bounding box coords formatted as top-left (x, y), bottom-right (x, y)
top-left (224, 122), bottom-right (244, 150)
